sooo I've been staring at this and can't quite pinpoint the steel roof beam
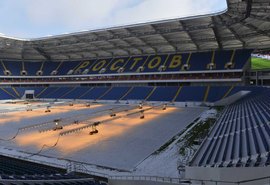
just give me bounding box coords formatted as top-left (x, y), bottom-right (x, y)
top-left (217, 15), bottom-right (246, 48)
top-left (212, 17), bottom-right (223, 50)
top-left (180, 21), bottom-right (200, 50)
top-left (249, 14), bottom-right (270, 22)
top-left (241, 22), bottom-right (270, 38)
top-left (34, 47), bottom-right (52, 60)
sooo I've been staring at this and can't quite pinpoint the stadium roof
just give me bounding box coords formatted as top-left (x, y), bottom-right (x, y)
top-left (0, 0), bottom-right (269, 61)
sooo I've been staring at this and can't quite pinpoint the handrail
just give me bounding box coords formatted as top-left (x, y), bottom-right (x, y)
top-left (187, 175), bottom-right (270, 184)
top-left (109, 175), bottom-right (183, 184)
top-left (1, 149), bottom-right (270, 185)
top-left (0, 69), bottom-right (244, 79)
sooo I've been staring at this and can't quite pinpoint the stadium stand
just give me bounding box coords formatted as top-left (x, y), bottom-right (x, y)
top-left (42, 62), bottom-right (60, 76)
top-left (0, 0), bottom-right (269, 183)
top-left (0, 85), bottom-right (259, 103)
top-left (147, 86), bottom-right (179, 102)
top-left (3, 61), bottom-right (22, 76)
top-left (0, 155), bottom-right (107, 185)
top-left (80, 87), bottom-right (110, 100)
top-left (0, 49), bottom-right (251, 77)
top-left (57, 61), bottom-right (80, 75)
top-left (15, 87), bottom-right (45, 97)
top-left (99, 87), bottom-right (130, 100)
top-left (37, 87), bottom-right (59, 99)
top-left (206, 86), bottom-right (231, 102)
top-left (121, 86), bottom-right (153, 101)
top-left (61, 86), bottom-right (89, 99)
top-left (0, 155), bottom-right (66, 175)
top-left (43, 87), bottom-right (74, 99)
top-left (175, 86), bottom-right (207, 102)
top-left (0, 88), bottom-right (16, 99)
top-left (190, 88), bottom-right (270, 168)
top-left (24, 62), bottom-right (42, 76)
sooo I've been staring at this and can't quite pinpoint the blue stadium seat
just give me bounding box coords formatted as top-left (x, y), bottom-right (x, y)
top-left (44, 87), bottom-right (74, 99)
top-left (42, 62), bottom-right (61, 76)
top-left (234, 49), bottom-right (253, 69)
top-left (0, 49), bottom-right (251, 76)
top-left (175, 86), bottom-right (206, 102)
top-left (122, 87), bottom-right (153, 101)
top-left (24, 62), bottom-right (42, 76)
top-left (189, 52), bottom-right (211, 71)
top-left (100, 87), bottom-right (130, 100)
top-left (57, 61), bottom-right (80, 75)
top-left (192, 88), bottom-right (270, 167)
top-left (147, 86), bottom-right (179, 101)
top-left (80, 87), bottom-right (110, 100)
top-left (104, 57), bottom-right (130, 74)
top-left (3, 61), bottom-right (22, 76)
top-left (207, 86), bottom-right (230, 102)
top-left (215, 50), bottom-right (232, 70)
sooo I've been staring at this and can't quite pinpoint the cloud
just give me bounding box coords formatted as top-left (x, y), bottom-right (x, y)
top-left (24, 0), bottom-right (119, 27)
top-left (0, 0), bottom-right (227, 38)
top-left (108, 0), bottom-right (227, 26)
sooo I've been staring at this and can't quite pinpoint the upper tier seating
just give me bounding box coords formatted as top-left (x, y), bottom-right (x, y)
top-left (3, 61), bottom-right (22, 76)
top-left (0, 49), bottom-right (252, 76)
top-left (191, 88), bottom-right (270, 167)
top-left (42, 62), bottom-right (60, 76)
top-left (24, 61), bottom-right (42, 76)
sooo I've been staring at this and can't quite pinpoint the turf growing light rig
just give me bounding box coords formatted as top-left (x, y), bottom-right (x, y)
top-left (45, 106), bottom-right (51, 113)
top-left (53, 119), bottom-right (63, 131)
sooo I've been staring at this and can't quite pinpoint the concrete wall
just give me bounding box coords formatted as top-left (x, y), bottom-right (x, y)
top-left (185, 166), bottom-right (270, 185)
top-left (213, 90), bottom-right (250, 106)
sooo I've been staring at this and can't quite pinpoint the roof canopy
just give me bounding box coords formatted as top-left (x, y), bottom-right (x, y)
top-left (0, 0), bottom-right (269, 61)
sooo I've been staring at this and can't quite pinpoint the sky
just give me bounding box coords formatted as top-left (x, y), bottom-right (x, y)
top-left (0, 0), bottom-right (227, 39)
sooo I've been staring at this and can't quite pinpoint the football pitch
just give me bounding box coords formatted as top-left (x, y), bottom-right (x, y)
top-left (251, 57), bottom-right (270, 70)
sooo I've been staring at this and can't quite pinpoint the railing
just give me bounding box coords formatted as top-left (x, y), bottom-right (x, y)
top-left (187, 176), bottom-right (270, 185)
top-left (65, 161), bottom-right (185, 184)
top-left (66, 161), bottom-right (110, 179)
top-left (109, 175), bottom-right (184, 184)
top-left (108, 175), bottom-right (270, 184)
top-left (2, 151), bottom-right (270, 185)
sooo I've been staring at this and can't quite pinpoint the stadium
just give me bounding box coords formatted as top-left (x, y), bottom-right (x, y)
top-left (0, 0), bottom-right (269, 184)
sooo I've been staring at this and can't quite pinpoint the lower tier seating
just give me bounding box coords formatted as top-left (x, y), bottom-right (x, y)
top-left (0, 155), bottom-right (107, 185)
top-left (0, 86), bottom-right (266, 103)
top-left (190, 88), bottom-right (270, 167)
